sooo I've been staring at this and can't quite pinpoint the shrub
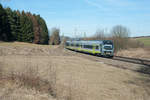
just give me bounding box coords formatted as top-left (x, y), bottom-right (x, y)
top-left (49, 28), bottom-right (60, 45)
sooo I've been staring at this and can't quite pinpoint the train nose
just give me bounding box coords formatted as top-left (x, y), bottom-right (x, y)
top-left (104, 51), bottom-right (112, 55)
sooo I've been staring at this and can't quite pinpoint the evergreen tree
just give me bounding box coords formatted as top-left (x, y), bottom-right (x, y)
top-left (39, 17), bottom-right (49, 44)
top-left (20, 11), bottom-right (34, 42)
top-left (0, 4), bottom-right (12, 41)
top-left (36, 15), bottom-right (49, 44)
top-left (0, 4), bottom-right (49, 44)
top-left (5, 8), bottom-right (21, 41)
top-left (29, 14), bottom-right (40, 44)
top-left (14, 10), bottom-right (21, 41)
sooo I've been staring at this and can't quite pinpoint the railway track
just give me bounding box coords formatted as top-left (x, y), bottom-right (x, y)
top-left (66, 49), bottom-right (150, 75)
top-left (113, 56), bottom-right (150, 66)
top-left (66, 48), bottom-right (150, 68)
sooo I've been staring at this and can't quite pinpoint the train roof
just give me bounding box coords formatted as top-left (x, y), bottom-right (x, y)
top-left (66, 40), bottom-right (113, 45)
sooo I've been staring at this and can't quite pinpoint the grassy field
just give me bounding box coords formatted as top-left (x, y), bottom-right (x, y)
top-left (135, 37), bottom-right (150, 47)
top-left (0, 42), bottom-right (150, 100)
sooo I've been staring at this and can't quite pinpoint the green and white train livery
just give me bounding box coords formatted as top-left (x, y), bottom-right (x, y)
top-left (65, 40), bottom-right (114, 57)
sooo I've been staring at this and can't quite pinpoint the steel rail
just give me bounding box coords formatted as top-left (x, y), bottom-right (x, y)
top-left (113, 56), bottom-right (150, 66)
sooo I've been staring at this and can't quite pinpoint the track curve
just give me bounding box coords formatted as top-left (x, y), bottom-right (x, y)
top-left (113, 56), bottom-right (150, 66)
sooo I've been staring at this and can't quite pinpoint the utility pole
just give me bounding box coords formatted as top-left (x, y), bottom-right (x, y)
top-left (84, 32), bottom-right (86, 40)
top-left (84, 32), bottom-right (86, 38)
top-left (62, 33), bottom-right (64, 44)
top-left (74, 28), bottom-right (77, 40)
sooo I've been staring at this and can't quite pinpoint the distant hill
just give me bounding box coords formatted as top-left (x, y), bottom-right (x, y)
top-left (132, 36), bottom-right (150, 38)
top-left (133, 36), bottom-right (150, 47)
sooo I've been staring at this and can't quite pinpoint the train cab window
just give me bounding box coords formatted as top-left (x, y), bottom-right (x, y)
top-left (66, 43), bottom-right (69, 46)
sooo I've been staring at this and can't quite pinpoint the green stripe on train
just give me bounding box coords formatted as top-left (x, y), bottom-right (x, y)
top-left (66, 46), bottom-right (101, 54)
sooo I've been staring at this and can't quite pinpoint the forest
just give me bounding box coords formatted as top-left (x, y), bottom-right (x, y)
top-left (0, 3), bottom-right (49, 44)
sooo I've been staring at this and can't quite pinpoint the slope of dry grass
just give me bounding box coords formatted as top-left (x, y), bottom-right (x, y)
top-left (0, 42), bottom-right (150, 100)
top-left (116, 48), bottom-right (150, 60)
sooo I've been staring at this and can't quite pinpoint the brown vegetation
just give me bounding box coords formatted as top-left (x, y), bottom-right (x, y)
top-left (29, 14), bottom-right (41, 44)
top-left (116, 48), bottom-right (150, 60)
top-left (49, 28), bottom-right (60, 45)
top-left (0, 42), bottom-right (150, 100)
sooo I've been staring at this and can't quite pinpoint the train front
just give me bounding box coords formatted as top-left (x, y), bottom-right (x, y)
top-left (101, 40), bottom-right (114, 57)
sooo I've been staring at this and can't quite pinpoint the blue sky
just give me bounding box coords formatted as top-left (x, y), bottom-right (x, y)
top-left (1, 0), bottom-right (150, 37)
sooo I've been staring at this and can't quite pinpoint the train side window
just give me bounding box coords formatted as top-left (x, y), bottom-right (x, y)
top-left (96, 46), bottom-right (99, 50)
top-left (76, 44), bottom-right (79, 47)
top-left (89, 45), bottom-right (93, 49)
top-left (83, 45), bottom-right (86, 48)
top-left (84, 45), bottom-right (93, 49)
top-left (79, 44), bottom-right (81, 47)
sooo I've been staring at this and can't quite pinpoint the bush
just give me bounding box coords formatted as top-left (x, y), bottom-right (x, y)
top-left (127, 39), bottom-right (144, 48)
top-left (49, 28), bottom-right (60, 45)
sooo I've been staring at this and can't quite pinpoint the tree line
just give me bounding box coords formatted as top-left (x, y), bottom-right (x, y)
top-left (81, 25), bottom-right (143, 52)
top-left (0, 4), bottom-right (49, 44)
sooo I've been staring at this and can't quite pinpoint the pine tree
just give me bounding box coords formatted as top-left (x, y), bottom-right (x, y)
top-left (0, 4), bottom-right (12, 41)
top-left (28, 14), bottom-right (40, 44)
top-left (14, 10), bottom-right (21, 41)
top-left (5, 8), bottom-right (20, 41)
top-left (36, 15), bottom-right (49, 44)
top-left (0, 4), bottom-right (49, 44)
top-left (20, 11), bottom-right (34, 42)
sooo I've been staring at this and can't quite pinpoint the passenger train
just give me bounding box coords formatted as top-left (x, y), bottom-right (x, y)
top-left (65, 40), bottom-right (114, 57)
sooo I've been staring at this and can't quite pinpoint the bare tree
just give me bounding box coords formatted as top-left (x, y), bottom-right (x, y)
top-left (111, 25), bottom-right (130, 51)
top-left (111, 25), bottom-right (130, 38)
top-left (95, 29), bottom-right (106, 40)
top-left (49, 28), bottom-right (60, 45)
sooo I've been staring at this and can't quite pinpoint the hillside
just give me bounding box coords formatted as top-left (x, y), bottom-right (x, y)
top-left (0, 42), bottom-right (150, 100)
top-left (134, 36), bottom-right (150, 47)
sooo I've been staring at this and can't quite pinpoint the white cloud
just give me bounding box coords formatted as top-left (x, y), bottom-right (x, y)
top-left (84, 0), bottom-right (111, 11)
top-left (84, 0), bottom-right (104, 9)
top-left (84, 0), bottom-right (134, 11)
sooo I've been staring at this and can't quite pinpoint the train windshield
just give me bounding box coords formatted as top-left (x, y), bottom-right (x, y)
top-left (103, 40), bottom-right (113, 50)
top-left (104, 46), bottom-right (112, 50)
top-left (103, 40), bottom-right (113, 45)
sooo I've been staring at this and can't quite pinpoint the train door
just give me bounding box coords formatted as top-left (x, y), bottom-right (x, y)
top-left (93, 44), bottom-right (95, 54)
top-left (100, 44), bottom-right (102, 53)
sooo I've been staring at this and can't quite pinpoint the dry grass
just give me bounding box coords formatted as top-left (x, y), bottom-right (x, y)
top-left (135, 37), bottom-right (150, 47)
top-left (116, 48), bottom-right (150, 60)
top-left (0, 42), bottom-right (150, 100)
top-left (0, 59), bottom-right (56, 100)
